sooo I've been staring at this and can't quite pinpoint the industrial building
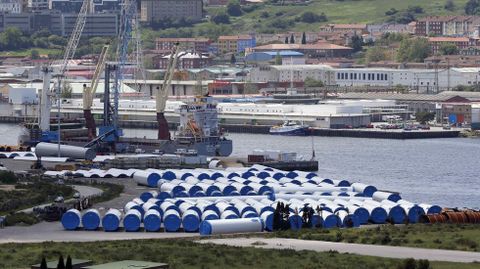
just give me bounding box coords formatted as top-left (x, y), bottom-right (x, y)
top-left (337, 92), bottom-right (480, 126)
top-left (250, 64), bottom-right (480, 93)
top-left (251, 42), bottom-right (353, 58)
top-left (245, 51), bottom-right (306, 65)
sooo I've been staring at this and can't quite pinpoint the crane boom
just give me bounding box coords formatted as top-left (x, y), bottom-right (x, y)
top-left (156, 44), bottom-right (180, 140)
top-left (83, 44), bottom-right (110, 110)
top-left (38, 0), bottom-right (89, 134)
top-left (58, 0), bottom-right (89, 76)
top-left (83, 44), bottom-right (109, 139)
top-left (156, 44), bottom-right (180, 113)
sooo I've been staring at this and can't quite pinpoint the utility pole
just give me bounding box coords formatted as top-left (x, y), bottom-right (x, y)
top-left (447, 58), bottom-right (450, 91)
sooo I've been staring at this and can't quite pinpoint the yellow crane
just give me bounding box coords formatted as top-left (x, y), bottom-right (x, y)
top-left (156, 43), bottom-right (181, 140)
top-left (83, 44), bottom-right (110, 139)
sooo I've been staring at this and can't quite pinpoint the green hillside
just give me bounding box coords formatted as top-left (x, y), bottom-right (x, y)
top-left (143, 0), bottom-right (470, 42)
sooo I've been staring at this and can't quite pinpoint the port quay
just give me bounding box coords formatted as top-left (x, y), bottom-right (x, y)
top-left (2, 2), bottom-right (480, 267)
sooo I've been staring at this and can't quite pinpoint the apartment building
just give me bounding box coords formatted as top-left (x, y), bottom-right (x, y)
top-left (0, 0), bottom-right (22, 13)
top-left (140, 0), bottom-right (203, 23)
top-left (218, 35), bottom-right (256, 54)
top-left (415, 16), bottom-right (480, 36)
top-left (428, 36), bottom-right (474, 54)
top-left (155, 37), bottom-right (211, 53)
top-left (158, 52), bottom-right (212, 69)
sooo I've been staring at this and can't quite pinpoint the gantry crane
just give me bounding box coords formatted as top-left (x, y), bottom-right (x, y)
top-left (156, 44), bottom-right (181, 140)
top-left (83, 44), bottom-right (110, 139)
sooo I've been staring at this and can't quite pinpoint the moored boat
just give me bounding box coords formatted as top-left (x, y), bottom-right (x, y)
top-left (269, 121), bottom-right (310, 136)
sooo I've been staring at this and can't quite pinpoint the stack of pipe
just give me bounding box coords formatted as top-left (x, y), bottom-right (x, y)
top-left (61, 166), bottom-right (443, 234)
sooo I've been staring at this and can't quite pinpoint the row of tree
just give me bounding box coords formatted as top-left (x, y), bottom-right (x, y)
top-left (283, 32), bottom-right (308, 44)
top-left (0, 27), bottom-right (114, 58)
top-left (39, 255), bottom-right (73, 269)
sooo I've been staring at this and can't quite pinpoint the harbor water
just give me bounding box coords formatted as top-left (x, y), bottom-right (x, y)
top-left (2, 124), bottom-right (478, 208)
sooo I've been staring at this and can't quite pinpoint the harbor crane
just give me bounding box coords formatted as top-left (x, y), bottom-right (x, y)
top-left (83, 44), bottom-right (110, 139)
top-left (156, 44), bottom-right (181, 140)
top-left (38, 0), bottom-right (89, 141)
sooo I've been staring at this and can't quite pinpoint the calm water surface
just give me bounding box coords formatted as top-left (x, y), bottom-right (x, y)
top-left (2, 124), bottom-right (479, 208)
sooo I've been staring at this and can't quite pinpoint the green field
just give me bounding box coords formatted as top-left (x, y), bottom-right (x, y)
top-left (0, 238), bottom-right (479, 269)
top-left (0, 48), bottom-right (61, 57)
top-left (144, 0), bottom-right (470, 41)
top-left (274, 224), bottom-right (480, 252)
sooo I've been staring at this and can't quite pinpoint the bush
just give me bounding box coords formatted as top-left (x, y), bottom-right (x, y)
top-left (5, 212), bottom-right (39, 226)
top-left (268, 18), bottom-right (295, 29)
top-left (397, 258), bottom-right (417, 269)
top-left (227, 1), bottom-right (242, 16)
top-left (385, 8), bottom-right (398, 16)
top-left (417, 259), bottom-right (430, 269)
top-left (211, 12), bottom-right (231, 24)
top-left (299, 12), bottom-right (327, 23)
top-left (0, 171), bottom-right (17, 184)
top-left (455, 238), bottom-right (478, 249)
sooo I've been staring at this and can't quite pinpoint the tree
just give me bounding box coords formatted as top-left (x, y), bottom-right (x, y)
top-left (365, 47), bottom-right (389, 62)
top-left (0, 27), bottom-right (28, 50)
top-left (230, 54), bottom-right (236, 64)
top-left (30, 49), bottom-right (40, 60)
top-left (444, 0), bottom-right (455, 11)
top-left (65, 256), bottom-right (73, 269)
top-left (275, 52), bottom-right (282, 65)
top-left (289, 34), bottom-right (295, 44)
top-left (57, 255), bottom-right (65, 269)
top-left (301, 32), bottom-right (306, 44)
top-left (40, 257), bottom-right (47, 269)
top-left (415, 112), bottom-right (435, 124)
top-left (397, 38), bottom-right (431, 62)
top-left (440, 43), bottom-right (459, 55)
top-left (211, 12), bottom-right (230, 24)
top-left (465, 0), bottom-right (480, 15)
top-left (284, 36), bottom-right (289, 44)
top-left (304, 77), bottom-right (324, 87)
top-left (227, 0), bottom-right (242, 16)
top-left (350, 34), bottom-right (364, 52)
top-left (61, 82), bottom-right (73, 99)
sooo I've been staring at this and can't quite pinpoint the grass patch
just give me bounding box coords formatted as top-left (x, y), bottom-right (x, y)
top-left (0, 238), bottom-right (478, 269)
top-left (147, 0), bottom-right (470, 40)
top-left (0, 48), bottom-right (61, 57)
top-left (273, 224), bottom-right (480, 252)
top-left (0, 181), bottom-right (74, 215)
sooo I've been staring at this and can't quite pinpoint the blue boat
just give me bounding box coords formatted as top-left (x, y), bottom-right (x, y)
top-left (269, 121), bottom-right (310, 136)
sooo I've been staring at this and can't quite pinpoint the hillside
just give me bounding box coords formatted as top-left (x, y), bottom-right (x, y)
top-left (143, 0), bottom-right (470, 42)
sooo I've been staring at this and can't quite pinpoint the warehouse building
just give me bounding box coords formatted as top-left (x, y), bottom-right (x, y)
top-left (250, 64), bottom-right (480, 93)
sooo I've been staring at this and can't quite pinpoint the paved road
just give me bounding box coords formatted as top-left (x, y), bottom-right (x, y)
top-left (0, 221), bottom-right (197, 244)
top-left (199, 237), bottom-right (480, 263)
top-left (19, 185), bottom-right (104, 214)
